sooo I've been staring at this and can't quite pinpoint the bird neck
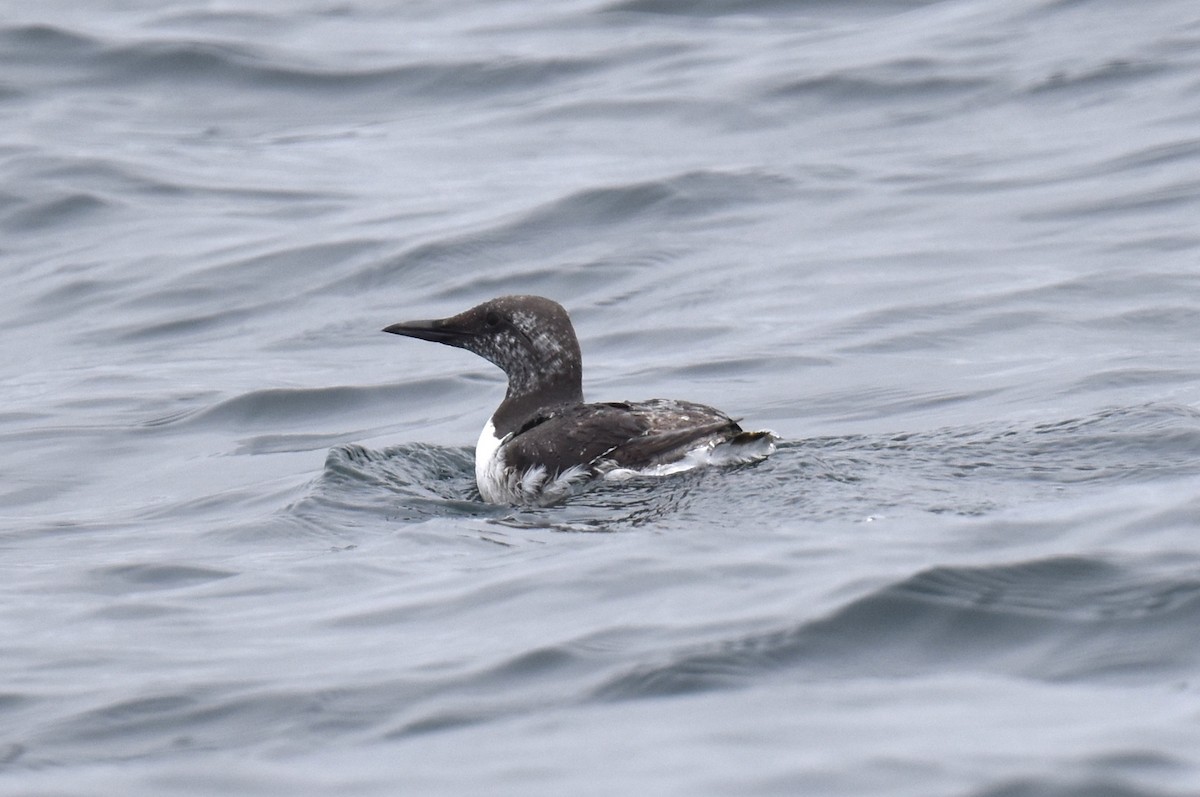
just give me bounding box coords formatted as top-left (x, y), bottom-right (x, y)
top-left (492, 374), bottom-right (583, 438)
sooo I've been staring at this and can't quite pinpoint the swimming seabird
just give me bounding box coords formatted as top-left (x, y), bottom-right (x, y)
top-left (383, 295), bottom-right (777, 505)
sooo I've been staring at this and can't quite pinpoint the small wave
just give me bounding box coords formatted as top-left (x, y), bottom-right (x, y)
top-left (1026, 59), bottom-right (1168, 96)
top-left (144, 8), bottom-right (282, 35)
top-left (524, 170), bottom-right (792, 226)
top-left (1094, 138), bottom-right (1200, 176)
top-left (1029, 179), bottom-right (1200, 222)
top-left (338, 169), bottom-right (790, 295)
top-left (112, 237), bottom-right (384, 322)
top-left (772, 69), bottom-right (992, 104)
top-left (383, 645), bottom-right (586, 739)
top-left (86, 37), bottom-right (601, 99)
top-left (110, 306), bottom-right (260, 343)
top-left (88, 563), bottom-right (237, 594)
top-left (2, 21), bottom-right (602, 101)
top-left (13, 153), bottom-right (335, 203)
top-left (0, 192), bottom-right (112, 233)
top-left (969, 775), bottom-right (1183, 797)
top-left (593, 554), bottom-right (1200, 699)
top-left (61, 237), bottom-right (382, 344)
top-left (181, 380), bottom-right (457, 431)
top-left (602, 0), bottom-right (935, 17)
top-left (0, 23), bottom-right (98, 54)
top-left (289, 442), bottom-right (484, 525)
top-left (39, 681), bottom-right (409, 762)
top-left (27, 275), bottom-right (132, 319)
top-left (757, 403), bottom-right (1200, 519)
top-left (1022, 404), bottom-right (1200, 484)
top-left (1069, 366), bottom-right (1199, 393)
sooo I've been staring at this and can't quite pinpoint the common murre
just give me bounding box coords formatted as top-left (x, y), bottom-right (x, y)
top-left (383, 295), bottom-right (777, 505)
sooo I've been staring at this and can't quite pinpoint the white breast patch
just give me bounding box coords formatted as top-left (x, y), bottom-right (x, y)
top-left (475, 418), bottom-right (508, 503)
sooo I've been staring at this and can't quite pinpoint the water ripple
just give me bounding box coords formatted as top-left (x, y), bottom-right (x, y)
top-left (336, 169), bottom-right (791, 294)
top-left (594, 555), bottom-right (1200, 699)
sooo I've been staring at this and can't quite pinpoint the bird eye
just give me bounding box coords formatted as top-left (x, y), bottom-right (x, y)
top-left (485, 311), bottom-right (501, 328)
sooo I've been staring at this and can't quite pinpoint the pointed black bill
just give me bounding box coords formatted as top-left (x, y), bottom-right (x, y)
top-left (382, 319), bottom-right (473, 345)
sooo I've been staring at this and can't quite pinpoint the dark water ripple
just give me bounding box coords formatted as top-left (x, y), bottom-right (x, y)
top-left (339, 169), bottom-right (790, 296)
top-left (605, 0), bottom-right (939, 16)
top-left (593, 555), bottom-right (1200, 699)
top-left (0, 23), bottom-right (604, 100)
top-left (96, 43), bottom-right (601, 99)
top-left (0, 192), bottom-right (112, 233)
top-left (971, 779), bottom-right (1185, 797)
top-left (0, 24), bottom-right (96, 57)
top-left (771, 62), bottom-right (995, 104)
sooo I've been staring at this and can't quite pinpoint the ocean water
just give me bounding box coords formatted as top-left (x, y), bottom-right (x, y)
top-left (3, 0), bottom-right (1200, 794)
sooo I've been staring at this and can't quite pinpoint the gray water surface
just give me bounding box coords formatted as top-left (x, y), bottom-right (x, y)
top-left (3, 0), bottom-right (1200, 794)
